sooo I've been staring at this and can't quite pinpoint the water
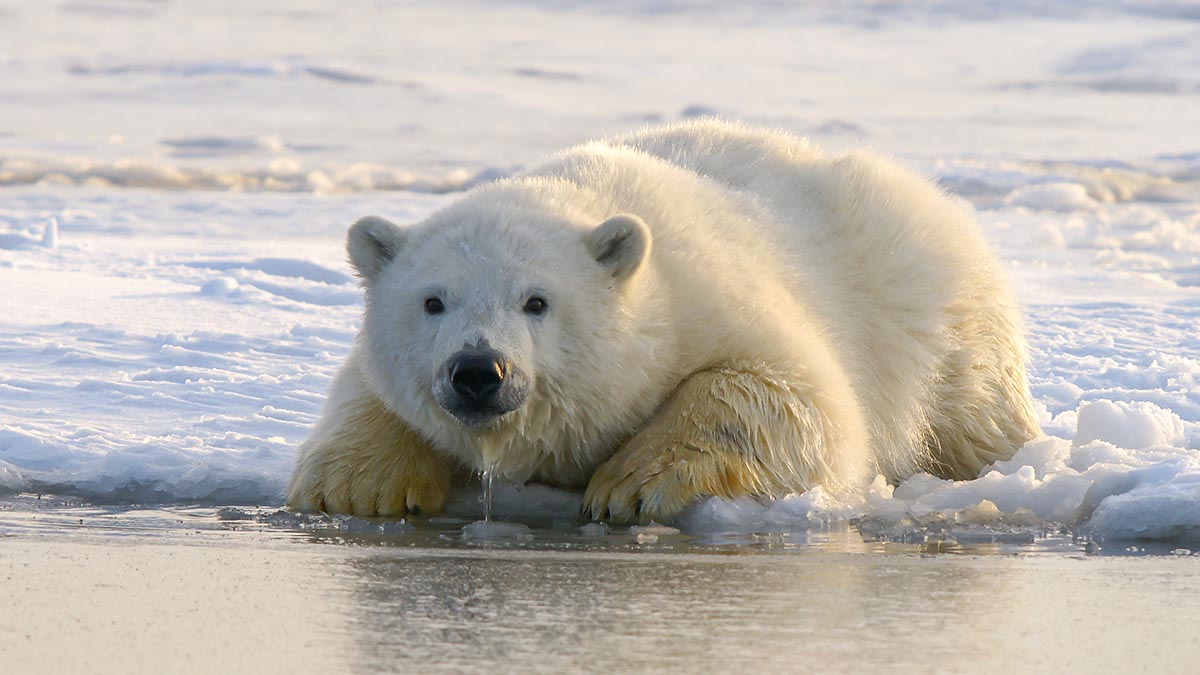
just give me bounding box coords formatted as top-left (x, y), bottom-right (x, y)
top-left (459, 465), bottom-right (537, 541)
top-left (3, 502), bottom-right (1199, 674)
top-left (481, 465), bottom-right (496, 523)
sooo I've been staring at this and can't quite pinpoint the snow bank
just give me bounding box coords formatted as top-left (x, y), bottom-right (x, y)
top-left (0, 156), bottom-right (508, 194)
top-left (1074, 399), bottom-right (1185, 449)
top-left (669, 400), bottom-right (1200, 544)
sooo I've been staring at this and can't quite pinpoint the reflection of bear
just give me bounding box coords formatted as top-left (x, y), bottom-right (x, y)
top-left (287, 120), bottom-right (1041, 522)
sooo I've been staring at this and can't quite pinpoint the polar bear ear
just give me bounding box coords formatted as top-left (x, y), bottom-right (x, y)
top-left (584, 214), bottom-right (652, 281)
top-left (347, 215), bottom-right (407, 282)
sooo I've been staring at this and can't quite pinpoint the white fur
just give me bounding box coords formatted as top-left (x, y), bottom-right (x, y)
top-left (288, 120), bottom-right (1039, 517)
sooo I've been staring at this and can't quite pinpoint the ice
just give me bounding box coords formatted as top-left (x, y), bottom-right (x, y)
top-left (443, 480), bottom-right (584, 522)
top-left (0, 460), bottom-right (24, 493)
top-left (0, 218), bottom-right (56, 250)
top-left (200, 277), bottom-right (240, 296)
top-left (2, 0), bottom-right (1200, 544)
top-left (335, 514), bottom-right (417, 536)
top-left (462, 520), bottom-right (533, 541)
top-left (629, 523), bottom-right (681, 537)
top-left (628, 523), bottom-right (683, 544)
top-left (1078, 458), bottom-right (1200, 541)
top-left (579, 522), bottom-right (610, 537)
top-left (40, 217), bottom-right (57, 249)
top-left (677, 487), bottom-right (863, 533)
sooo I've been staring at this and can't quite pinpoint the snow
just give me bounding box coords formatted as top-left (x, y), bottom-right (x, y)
top-left (1004, 182), bottom-right (1101, 211)
top-left (2, 0), bottom-right (1200, 543)
top-left (1074, 399), bottom-right (1186, 448)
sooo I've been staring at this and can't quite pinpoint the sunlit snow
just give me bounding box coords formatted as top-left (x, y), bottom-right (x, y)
top-left (2, 0), bottom-right (1199, 544)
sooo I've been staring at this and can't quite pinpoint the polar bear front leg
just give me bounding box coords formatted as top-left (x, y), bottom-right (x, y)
top-left (583, 362), bottom-right (868, 523)
top-left (287, 359), bottom-right (455, 517)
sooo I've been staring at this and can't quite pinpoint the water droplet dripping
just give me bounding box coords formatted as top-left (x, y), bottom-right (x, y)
top-left (481, 463), bottom-right (497, 522)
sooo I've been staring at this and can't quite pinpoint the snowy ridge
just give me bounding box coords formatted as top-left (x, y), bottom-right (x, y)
top-left (68, 56), bottom-right (380, 84)
top-left (3, 153), bottom-right (1199, 200)
top-left (929, 155), bottom-right (1200, 209)
top-left (0, 155), bottom-right (508, 194)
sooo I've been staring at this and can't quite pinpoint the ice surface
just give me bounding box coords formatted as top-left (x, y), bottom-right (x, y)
top-left (462, 520), bottom-right (534, 541)
top-left (2, 0), bottom-right (1200, 543)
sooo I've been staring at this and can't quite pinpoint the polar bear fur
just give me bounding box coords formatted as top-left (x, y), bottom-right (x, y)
top-left (287, 120), bottom-right (1041, 522)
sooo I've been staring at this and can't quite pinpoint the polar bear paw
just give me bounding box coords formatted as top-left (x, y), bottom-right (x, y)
top-left (287, 442), bottom-right (453, 518)
top-left (583, 438), bottom-right (762, 524)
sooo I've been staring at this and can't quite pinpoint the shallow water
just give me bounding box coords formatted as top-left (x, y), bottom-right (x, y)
top-left (3, 499), bottom-right (1198, 674)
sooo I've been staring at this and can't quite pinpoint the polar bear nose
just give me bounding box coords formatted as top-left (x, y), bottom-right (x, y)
top-left (449, 352), bottom-right (507, 402)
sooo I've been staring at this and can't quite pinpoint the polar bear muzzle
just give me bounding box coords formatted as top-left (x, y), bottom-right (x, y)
top-left (437, 342), bottom-right (528, 426)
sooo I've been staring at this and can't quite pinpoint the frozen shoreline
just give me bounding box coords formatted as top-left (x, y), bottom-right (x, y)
top-left (2, 0), bottom-right (1199, 543)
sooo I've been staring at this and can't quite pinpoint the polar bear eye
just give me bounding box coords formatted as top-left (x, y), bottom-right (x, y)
top-left (523, 296), bottom-right (548, 316)
top-left (423, 297), bottom-right (445, 315)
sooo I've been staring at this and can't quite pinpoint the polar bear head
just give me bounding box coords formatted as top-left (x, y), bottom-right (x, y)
top-left (347, 194), bottom-right (663, 477)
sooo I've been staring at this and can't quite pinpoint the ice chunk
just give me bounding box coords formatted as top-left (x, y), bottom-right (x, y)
top-left (1080, 458), bottom-right (1200, 541)
top-left (1074, 400), bottom-right (1185, 449)
top-left (579, 522), bottom-right (609, 537)
top-left (954, 500), bottom-right (1003, 525)
top-left (40, 218), bottom-right (58, 249)
top-left (629, 522), bottom-right (681, 536)
top-left (200, 277), bottom-right (240, 296)
top-left (0, 460), bottom-right (24, 493)
top-left (462, 520), bottom-right (532, 540)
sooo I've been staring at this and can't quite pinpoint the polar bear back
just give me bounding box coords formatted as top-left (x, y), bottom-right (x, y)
top-left (607, 120), bottom-right (1025, 479)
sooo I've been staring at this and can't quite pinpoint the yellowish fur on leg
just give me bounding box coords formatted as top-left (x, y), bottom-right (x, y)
top-left (287, 393), bottom-right (454, 517)
top-left (583, 362), bottom-right (866, 523)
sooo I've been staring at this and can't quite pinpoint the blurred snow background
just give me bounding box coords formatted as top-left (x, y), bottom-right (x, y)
top-left (1, 0), bottom-right (1199, 542)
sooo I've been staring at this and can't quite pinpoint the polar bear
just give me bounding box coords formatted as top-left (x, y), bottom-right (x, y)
top-left (287, 120), bottom-right (1041, 522)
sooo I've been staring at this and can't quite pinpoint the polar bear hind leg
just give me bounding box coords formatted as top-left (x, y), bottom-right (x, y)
top-left (922, 312), bottom-right (1042, 481)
